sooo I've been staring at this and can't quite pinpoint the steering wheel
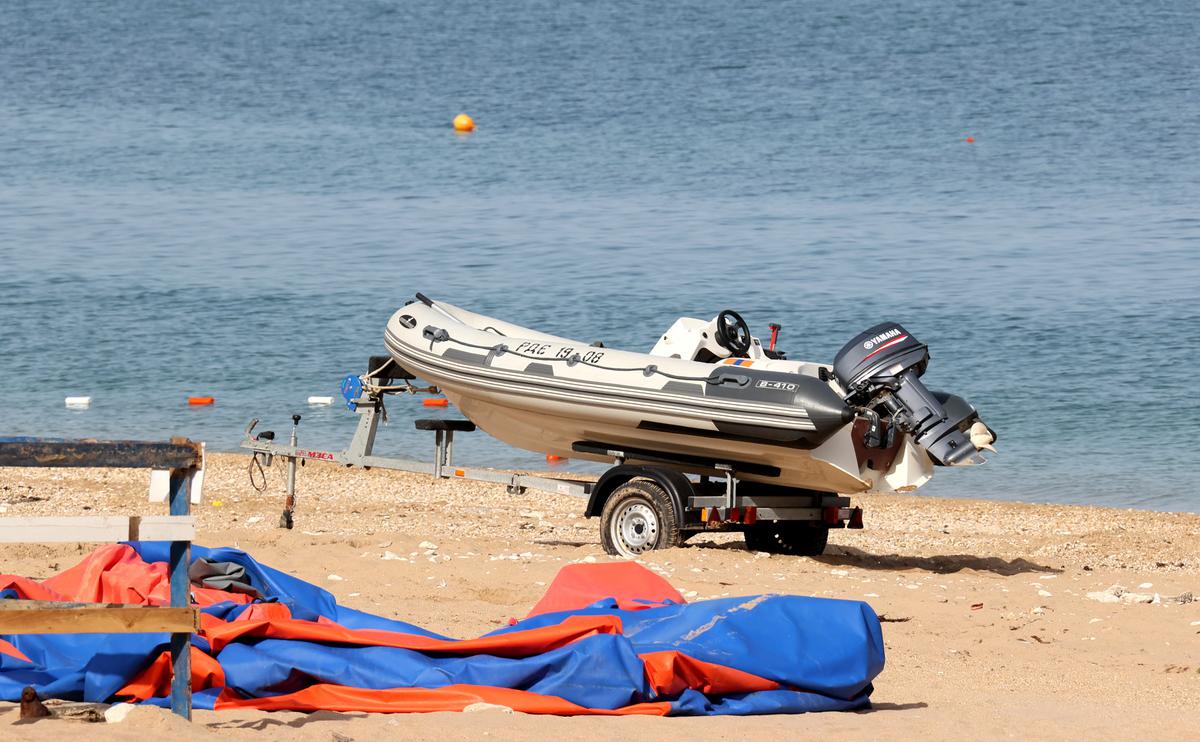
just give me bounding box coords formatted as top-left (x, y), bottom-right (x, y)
top-left (714, 309), bottom-right (752, 357)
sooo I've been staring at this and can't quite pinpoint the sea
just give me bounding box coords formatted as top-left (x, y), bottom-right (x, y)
top-left (1, 0), bottom-right (1197, 512)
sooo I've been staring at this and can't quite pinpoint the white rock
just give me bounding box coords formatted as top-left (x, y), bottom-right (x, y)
top-left (381, 551), bottom-right (403, 560)
top-left (105, 703), bottom-right (135, 723)
top-left (463, 702), bottom-right (514, 714)
top-left (1138, 582), bottom-right (1153, 589)
top-left (830, 569), bottom-right (849, 577)
top-left (1089, 618), bottom-right (1103, 624)
top-left (327, 574), bottom-right (344, 581)
top-left (583, 556), bottom-right (597, 563)
top-left (1038, 590), bottom-right (1053, 598)
top-left (1190, 620), bottom-right (1200, 626)
top-left (419, 541), bottom-right (438, 550)
top-left (245, 516), bottom-right (263, 525)
top-left (1031, 606), bottom-right (1046, 615)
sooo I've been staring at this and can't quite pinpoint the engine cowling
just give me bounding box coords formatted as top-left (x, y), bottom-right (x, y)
top-left (833, 323), bottom-right (993, 466)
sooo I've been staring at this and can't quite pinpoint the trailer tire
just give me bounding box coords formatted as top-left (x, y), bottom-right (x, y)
top-left (744, 522), bottom-right (829, 557)
top-left (600, 479), bottom-right (682, 558)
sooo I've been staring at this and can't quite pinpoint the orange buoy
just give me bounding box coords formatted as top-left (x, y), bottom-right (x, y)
top-left (423, 397), bottom-right (449, 407)
top-left (188, 396), bottom-right (215, 406)
top-left (965, 136), bottom-right (975, 143)
top-left (453, 113), bottom-right (475, 132)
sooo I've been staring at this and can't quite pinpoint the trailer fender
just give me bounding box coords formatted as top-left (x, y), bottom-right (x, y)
top-left (585, 465), bottom-right (693, 522)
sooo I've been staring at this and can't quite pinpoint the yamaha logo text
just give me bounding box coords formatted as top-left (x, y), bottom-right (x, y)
top-left (863, 328), bottom-right (902, 350)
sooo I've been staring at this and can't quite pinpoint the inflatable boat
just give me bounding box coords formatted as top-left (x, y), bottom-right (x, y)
top-left (383, 294), bottom-right (995, 495)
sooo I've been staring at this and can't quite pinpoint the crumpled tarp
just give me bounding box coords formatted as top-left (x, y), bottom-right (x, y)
top-left (0, 543), bottom-right (884, 715)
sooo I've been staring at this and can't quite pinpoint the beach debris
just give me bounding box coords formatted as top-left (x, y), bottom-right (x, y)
top-left (307, 396), bottom-right (334, 406)
top-left (381, 551), bottom-right (404, 560)
top-left (65, 396), bottom-right (91, 409)
top-left (1031, 606), bottom-right (1047, 615)
top-left (245, 516), bottom-right (263, 525)
top-left (1038, 589), bottom-right (1053, 597)
top-left (327, 574), bottom-right (345, 581)
top-left (971, 603), bottom-right (984, 611)
top-left (332, 733), bottom-right (354, 742)
top-left (1085, 585), bottom-right (1192, 605)
top-left (20, 686), bottom-right (52, 720)
top-left (419, 541), bottom-right (438, 550)
top-left (104, 703), bottom-right (135, 724)
top-left (1139, 582), bottom-right (1153, 589)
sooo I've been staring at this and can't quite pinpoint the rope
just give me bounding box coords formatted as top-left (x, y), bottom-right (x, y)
top-left (248, 454), bottom-right (267, 492)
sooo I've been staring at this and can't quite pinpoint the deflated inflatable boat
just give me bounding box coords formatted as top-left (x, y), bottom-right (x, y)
top-left (384, 294), bottom-right (996, 497)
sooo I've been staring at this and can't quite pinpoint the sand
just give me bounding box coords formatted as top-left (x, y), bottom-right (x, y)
top-left (2, 452), bottom-right (1198, 740)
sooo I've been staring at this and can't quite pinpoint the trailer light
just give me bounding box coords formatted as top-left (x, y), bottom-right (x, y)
top-left (848, 507), bottom-right (864, 529)
top-left (700, 507), bottom-right (709, 523)
top-left (823, 506), bottom-right (841, 525)
top-left (728, 507), bottom-right (740, 522)
top-left (744, 507), bottom-right (757, 525)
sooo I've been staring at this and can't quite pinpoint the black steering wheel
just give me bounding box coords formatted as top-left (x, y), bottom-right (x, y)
top-left (714, 309), bottom-right (752, 357)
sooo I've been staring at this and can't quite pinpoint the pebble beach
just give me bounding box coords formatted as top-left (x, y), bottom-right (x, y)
top-left (2, 453), bottom-right (1198, 740)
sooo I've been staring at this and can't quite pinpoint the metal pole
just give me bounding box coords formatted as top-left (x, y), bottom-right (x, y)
top-left (281, 415), bottom-right (299, 529)
top-left (167, 468), bottom-right (192, 721)
top-left (433, 430), bottom-right (444, 480)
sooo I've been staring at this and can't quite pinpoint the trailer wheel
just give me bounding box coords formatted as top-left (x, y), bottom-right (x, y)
top-left (744, 522), bottom-right (829, 557)
top-left (600, 479), bottom-right (682, 558)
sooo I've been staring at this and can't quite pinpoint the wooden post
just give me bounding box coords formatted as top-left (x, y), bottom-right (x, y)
top-left (167, 468), bottom-right (192, 721)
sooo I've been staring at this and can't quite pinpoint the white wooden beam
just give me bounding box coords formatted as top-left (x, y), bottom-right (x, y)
top-left (0, 515), bottom-right (194, 543)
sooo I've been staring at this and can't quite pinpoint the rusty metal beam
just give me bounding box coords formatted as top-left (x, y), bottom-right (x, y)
top-left (0, 438), bottom-right (202, 469)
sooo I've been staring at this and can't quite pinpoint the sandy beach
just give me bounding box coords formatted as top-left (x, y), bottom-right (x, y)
top-left (2, 452), bottom-right (1198, 740)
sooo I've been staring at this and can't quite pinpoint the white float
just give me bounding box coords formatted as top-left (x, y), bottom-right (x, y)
top-left (65, 396), bottom-right (91, 408)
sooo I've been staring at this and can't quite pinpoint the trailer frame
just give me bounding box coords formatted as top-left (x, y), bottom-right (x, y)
top-left (239, 370), bottom-right (862, 555)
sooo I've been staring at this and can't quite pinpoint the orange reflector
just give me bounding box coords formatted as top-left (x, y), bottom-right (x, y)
top-left (744, 506), bottom-right (757, 525)
top-left (546, 454), bottom-right (564, 463)
top-left (700, 507), bottom-right (709, 523)
top-left (187, 396), bottom-right (214, 406)
top-left (454, 469), bottom-right (465, 477)
top-left (423, 398), bottom-right (449, 407)
top-left (728, 507), bottom-right (740, 522)
top-left (823, 506), bottom-right (841, 525)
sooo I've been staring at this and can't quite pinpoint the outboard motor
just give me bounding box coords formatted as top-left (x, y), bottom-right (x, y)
top-left (833, 323), bottom-right (994, 466)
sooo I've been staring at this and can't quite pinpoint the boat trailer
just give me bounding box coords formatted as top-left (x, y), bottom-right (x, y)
top-left (240, 357), bottom-right (862, 556)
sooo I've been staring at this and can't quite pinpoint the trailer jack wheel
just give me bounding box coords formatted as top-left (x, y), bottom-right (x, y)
top-left (600, 479), bottom-right (681, 558)
top-left (744, 522), bottom-right (829, 557)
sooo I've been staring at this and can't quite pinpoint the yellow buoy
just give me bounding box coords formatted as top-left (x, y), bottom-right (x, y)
top-left (453, 113), bottom-right (475, 132)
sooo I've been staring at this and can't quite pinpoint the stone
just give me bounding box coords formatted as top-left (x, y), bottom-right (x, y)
top-left (104, 703), bottom-right (135, 724)
top-left (464, 702), bottom-right (514, 714)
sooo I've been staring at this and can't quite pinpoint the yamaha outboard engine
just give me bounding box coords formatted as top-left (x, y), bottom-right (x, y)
top-left (833, 323), bottom-right (994, 466)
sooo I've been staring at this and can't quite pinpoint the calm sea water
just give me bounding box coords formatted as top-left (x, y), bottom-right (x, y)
top-left (1, 0), bottom-right (1197, 511)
